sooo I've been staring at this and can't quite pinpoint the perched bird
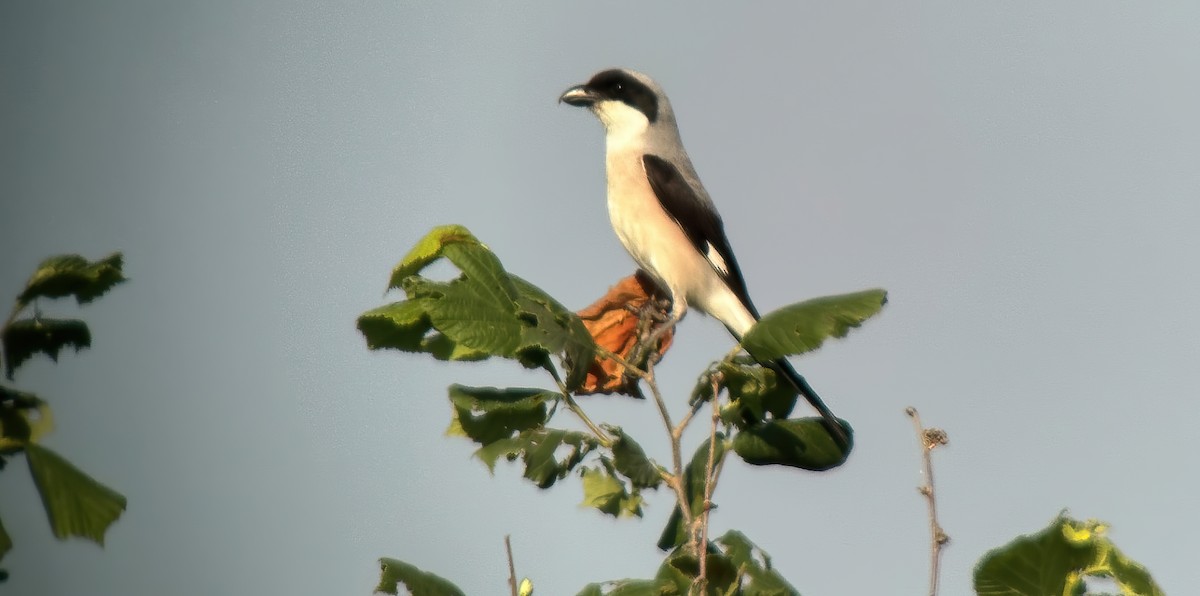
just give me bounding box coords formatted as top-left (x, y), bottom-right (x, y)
top-left (560, 68), bottom-right (848, 447)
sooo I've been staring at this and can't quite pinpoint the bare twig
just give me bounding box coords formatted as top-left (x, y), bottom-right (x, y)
top-left (693, 372), bottom-right (725, 594)
top-left (906, 407), bottom-right (950, 596)
top-left (545, 365), bottom-right (611, 446)
top-left (505, 535), bottom-right (518, 596)
top-left (645, 356), bottom-right (694, 532)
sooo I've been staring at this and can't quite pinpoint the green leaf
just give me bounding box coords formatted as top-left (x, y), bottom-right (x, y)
top-left (717, 530), bottom-right (800, 595)
top-left (575, 579), bottom-right (678, 596)
top-left (693, 357), bottom-right (798, 426)
top-left (447, 385), bottom-right (554, 445)
top-left (388, 225), bottom-right (519, 308)
top-left (657, 437), bottom-right (726, 551)
top-left (24, 444), bottom-right (126, 544)
top-left (357, 301), bottom-right (490, 361)
top-left (510, 275), bottom-right (597, 391)
top-left (475, 428), bottom-right (598, 489)
top-left (403, 277), bottom-right (524, 357)
top-left (740, 289), bottom-right (887, 360)
top-left (580, 465), bottom-right (643, 518)
top-left (387, 224), bottom-right (478, 288)
top-left (973, 515), bottom-right (1164, 596)
top-left (1106, 542), bottom-right (1164, 596)
top-left (2, 318), bottom-right (91, 380)
top-left (609, 428), bottom-right (662, 490)
top-left (357, 300), bottom-right (434, 352)
top-left (732, 418), bottom-right (852, 472)
top-left (656, 546), bottom-right (739, 595)
top-left (375, 558), bottom-right (466, 596)
top-left (16, 253), bottom-right (126, 308)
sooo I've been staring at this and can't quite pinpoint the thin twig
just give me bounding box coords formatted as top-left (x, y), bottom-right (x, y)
top-left (645, 356), bottom-right (693, 531)
top-left (906, 407), bottom-right (950, 596)
top-left (545, 364), bottom-right (611, 446)
top-left (693, 373), bottom-right (724, 594)
top-left (504, 535), bottom-right (518, 596)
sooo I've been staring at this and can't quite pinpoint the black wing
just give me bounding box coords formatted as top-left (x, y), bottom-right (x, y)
top-left (642, 154), bottom-right (759, 319)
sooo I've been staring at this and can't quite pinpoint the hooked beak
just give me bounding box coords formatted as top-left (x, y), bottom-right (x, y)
top-left (559, 84), bottom-right (598, 107)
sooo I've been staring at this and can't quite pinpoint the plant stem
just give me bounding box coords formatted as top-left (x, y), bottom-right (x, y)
top-left (504, 535), bottom-right (518, 596)
top-left (906, 407), bottom-right (950, 596)
top-left (545, 364), bottom-right (611, 446)
top-left (645, 356), bottom-right (693, 531)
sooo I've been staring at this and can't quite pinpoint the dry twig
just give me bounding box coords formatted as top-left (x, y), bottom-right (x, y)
top-left (906, 407), bottom-right (950, 596)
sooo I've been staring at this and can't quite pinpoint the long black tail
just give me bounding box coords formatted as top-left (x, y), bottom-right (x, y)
top-left (766, 357), bottom-right (850, 450)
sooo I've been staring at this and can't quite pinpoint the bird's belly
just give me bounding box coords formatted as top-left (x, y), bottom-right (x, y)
top-left (605, 169), bottom-right (713, 308)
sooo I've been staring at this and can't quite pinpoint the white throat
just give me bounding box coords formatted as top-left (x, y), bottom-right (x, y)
top-left (593, 100), bottom-right (650, 154)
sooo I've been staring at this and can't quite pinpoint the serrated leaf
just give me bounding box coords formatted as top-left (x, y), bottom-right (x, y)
top-left (24, 444), bottom-right (126, 544)
top-left (447, 385), bottom-right (554, 445)
top-left (717, 530), bottom-right (801, 596)
top-left (609, 428), bottom-right (662, 490)
top-left (375, 558), bottom-right (466, 596)
top-left (475, 428), bottom-right (598, 489)
top-left (388, 225), bottom-right (519, 309)
top-left (657, 438), bottom-right (726, 551)
top-left (580, 466), bottom-right (643, 518)
top-left (732, 418), bottom-right (852, 472)
top-left (740, 289), bottom-right (887, 360)
top-left (510, 275), bottom-right (596, 391)
top-left (405, 277), bottom-right (523, 357)
top-left (17, 253), bottom-right (126, 308)
top-left (356, 301), bottom-right (491, 361)
top-left (2, 318), bottom-right (91, 380)
top-left (974, 515), bottom-right (1163, 596)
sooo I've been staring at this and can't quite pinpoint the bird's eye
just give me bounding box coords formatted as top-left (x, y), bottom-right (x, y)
top-left (613, 83), bottom-right (624, 92)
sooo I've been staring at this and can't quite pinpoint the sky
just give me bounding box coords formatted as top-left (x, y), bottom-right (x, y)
top-left (2, 2), bottom-right (1199, 595)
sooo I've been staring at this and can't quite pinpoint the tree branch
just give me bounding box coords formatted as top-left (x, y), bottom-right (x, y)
top-left (906, 407), bottom-right (950, 596)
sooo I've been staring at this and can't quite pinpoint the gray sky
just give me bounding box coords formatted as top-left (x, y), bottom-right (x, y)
top-left (2, 2), bottom-right (1198, 595)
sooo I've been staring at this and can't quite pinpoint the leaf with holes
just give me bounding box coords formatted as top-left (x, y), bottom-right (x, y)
top-left (446, 385), bottom-right (554, 446)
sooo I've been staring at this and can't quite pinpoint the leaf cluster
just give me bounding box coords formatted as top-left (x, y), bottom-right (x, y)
top-left (357, 227), bottom-right (899, 594)
top-left (0, 253), bottom-right (129, 578)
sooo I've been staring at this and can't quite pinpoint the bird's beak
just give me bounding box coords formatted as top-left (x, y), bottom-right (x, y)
top-left (559, 84), bottom-right (597, 107)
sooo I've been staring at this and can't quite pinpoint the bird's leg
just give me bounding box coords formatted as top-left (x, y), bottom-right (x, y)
top-left (638, 298), bottom-right (682, 364)
top-left (627, 296), bottom-right (677, 367)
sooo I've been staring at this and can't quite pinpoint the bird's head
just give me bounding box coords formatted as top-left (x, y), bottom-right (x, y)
top-left (560, 68), bottom-right (667, 139)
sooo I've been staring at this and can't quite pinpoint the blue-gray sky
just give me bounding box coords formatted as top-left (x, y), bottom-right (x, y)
top-left (2, 2), bottom-right (1198, 595)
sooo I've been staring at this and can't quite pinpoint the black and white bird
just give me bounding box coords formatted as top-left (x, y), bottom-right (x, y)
top-left (560, 68), bottom-right (848, 447)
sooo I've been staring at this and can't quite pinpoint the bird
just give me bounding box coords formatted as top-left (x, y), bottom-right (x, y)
top-left (559, 68), bottom-right (849, 448)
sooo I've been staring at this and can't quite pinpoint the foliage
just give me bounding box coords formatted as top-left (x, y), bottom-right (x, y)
top-left (357, 226), bottom-right (890, 594)
top-left (359, 226), bottom-right (1163, 595)
top-left (974, 514), bottom-right (1163, 596)
top-left (0, 253), bottom-right (128, 579)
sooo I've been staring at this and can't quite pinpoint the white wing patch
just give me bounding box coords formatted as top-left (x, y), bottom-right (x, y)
top-left (704, 241), bottom-right (729, 276)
